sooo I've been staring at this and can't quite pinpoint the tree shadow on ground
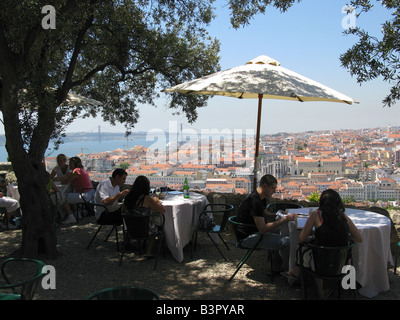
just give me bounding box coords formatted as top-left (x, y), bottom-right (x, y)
top-left (0, 214), bottom-right (399, 300)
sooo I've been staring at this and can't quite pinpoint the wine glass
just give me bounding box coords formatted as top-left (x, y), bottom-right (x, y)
top-left (155, 187), bottom-right (161, 198)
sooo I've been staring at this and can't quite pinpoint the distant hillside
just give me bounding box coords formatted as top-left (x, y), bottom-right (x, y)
top-left (60, 132), bottom-right (124, 143)
top-left (63, 131), bottom-right (162, 143)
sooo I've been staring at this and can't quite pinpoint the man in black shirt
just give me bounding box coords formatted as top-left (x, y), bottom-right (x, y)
top-left (236, 174), bottom-right (297, 272)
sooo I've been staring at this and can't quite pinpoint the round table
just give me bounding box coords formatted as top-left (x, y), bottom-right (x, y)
top-left (287, 207), bottom-right (393, 298)
top-left (161, 192), bottom-right (209, 263)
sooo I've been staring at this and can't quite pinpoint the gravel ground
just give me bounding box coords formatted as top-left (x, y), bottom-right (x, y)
top-left (0, 216), bottom-right (399, 301)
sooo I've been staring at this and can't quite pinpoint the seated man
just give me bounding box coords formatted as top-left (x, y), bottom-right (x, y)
top-left (0, 192), bottom-right (20, 229)
top-left (94, 168), bottom-right (129, 225)
top-left (236, 174), bottom-right (297, 272)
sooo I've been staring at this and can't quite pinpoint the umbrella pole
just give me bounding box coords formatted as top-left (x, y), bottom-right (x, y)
top-left (253, 94), bottom-right (263, 191)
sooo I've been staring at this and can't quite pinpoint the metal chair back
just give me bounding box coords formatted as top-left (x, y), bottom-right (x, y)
top-left (0, 258), bottom-right (46, 300)
top-left (307, 243), bottom-right (354, 278)
top-left (120, 209), bottom-right (165, 270)
top-left (86, 286), bottom-right (161, 300)
top-left (227, 216), bottom-right (274, 282)
top-left (299, 242), bottom-right (356, 299)
top-left (191, 203), bottom-right (234, 261)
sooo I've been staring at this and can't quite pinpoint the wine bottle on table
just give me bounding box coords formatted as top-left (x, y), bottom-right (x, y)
top-left (183, 177), bottom-right (190, 199)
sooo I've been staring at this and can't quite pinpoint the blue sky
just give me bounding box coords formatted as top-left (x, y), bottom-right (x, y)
top-left (16, 1), bottom-right (400, 136)
top-left (91, 0), bottom-right (398, 136)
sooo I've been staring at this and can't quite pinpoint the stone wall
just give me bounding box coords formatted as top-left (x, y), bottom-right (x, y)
top-left (0, 162), bottom-right (12, 173)
top-left (389, 210), bottom-right (400, 254)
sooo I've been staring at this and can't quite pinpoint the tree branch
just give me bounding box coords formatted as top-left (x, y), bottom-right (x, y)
top-left (59, 13), bottom-right (95, 101)
top-left (0, 25), bottom-right (17, 77)
top-left (70, 60), bottom-right (156, 89)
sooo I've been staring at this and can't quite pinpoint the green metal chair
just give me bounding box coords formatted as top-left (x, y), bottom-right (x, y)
top-left (394, 241), bottom-right (400, 274)
top-left (0, 207), bottom-right (9, 230)
top-left (299, 242), bottom-right (356, 299)
top-left (86, 286), bottom-right (161, 300)
top-left (228, 216), bottom-right (275, 282)
top-left (76, 187), bottom-right (95, 220)
top-left (86, 202), bottom-right (122, 251)
top-left (191, 203), bottom-right (234, 261)
top-left (119, 209), bottom-right (165, 270)
top-left (0, 258), bottom-right (46, 300)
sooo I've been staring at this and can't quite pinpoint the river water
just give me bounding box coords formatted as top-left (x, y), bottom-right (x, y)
top-left (0, 137), bottom-right (161, 162)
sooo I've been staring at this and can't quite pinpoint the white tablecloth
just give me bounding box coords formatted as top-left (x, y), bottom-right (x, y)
top-left (6, 184), bottom-right (20, 201)
top-left (8, 183), bottom-right (71, 203)
top-left (161, 192), bottom-right (209, 263)
top-left (287, 207), bottom-right (394, 298)
top-left (53, 182), bottom-right (72, 204)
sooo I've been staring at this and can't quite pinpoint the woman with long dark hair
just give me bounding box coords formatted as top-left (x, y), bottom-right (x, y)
top-left (124, 176), bottom-right (165, 258)
top-left (124, 176), bottom-right (165, 214)
top-left (299, 189), bottom-right (362, 245)
top-left (283, 189), bottom-right (362, 298)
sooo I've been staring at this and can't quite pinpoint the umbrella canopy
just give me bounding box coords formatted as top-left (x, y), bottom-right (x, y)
top-left (19, 88), bottom-right (103, 107)
top-left (62, 92), bottom-right (103, 107)
top-left (163, 55), bottom-right (359, 189)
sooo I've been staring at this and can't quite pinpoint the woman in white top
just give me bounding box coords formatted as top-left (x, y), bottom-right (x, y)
top-left (49, 154), bottom-right (72, 208)
top-left (50, 154), bottom-right (71, 181)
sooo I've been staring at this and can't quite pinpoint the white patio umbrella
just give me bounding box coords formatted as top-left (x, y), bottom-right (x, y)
top-left (20, 88), bottom-right (103, 107)
top-left (163, 55), bottom-right (359, 190)
top-left (62, 92), bottom-right (103, 107)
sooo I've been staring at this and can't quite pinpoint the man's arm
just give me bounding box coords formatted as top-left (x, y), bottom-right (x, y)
top-left (254, 214), bottom-right (297, 234)
top-left (102, 189), bottom-right (130, 206)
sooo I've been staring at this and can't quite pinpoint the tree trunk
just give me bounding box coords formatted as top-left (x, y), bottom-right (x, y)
top-left (2, 82), bottom-right (59, 259)
top-left (18, 171), bottom-right (58, 259)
